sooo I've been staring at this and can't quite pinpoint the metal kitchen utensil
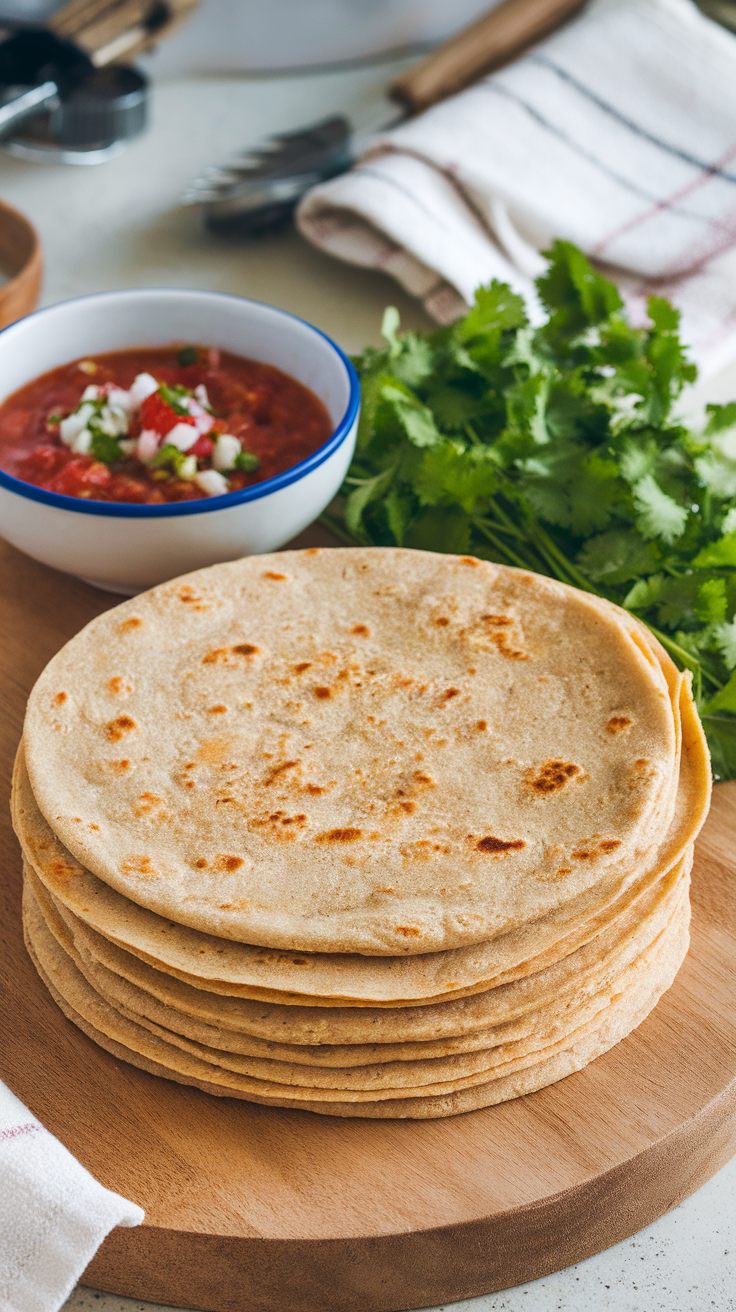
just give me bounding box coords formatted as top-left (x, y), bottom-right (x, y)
top-left (0, 28), bottom-right (147, 160)
top-left (183, 0), bottom-right (587, 235)
top-left (0, 0), bottom-right (198, 161)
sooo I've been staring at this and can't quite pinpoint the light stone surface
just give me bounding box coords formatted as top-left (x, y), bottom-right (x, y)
top-left (1, 58), bottom-right (733, 1312)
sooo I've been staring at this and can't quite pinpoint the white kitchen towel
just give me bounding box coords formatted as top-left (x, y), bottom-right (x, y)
top-left (0, 1080), bottom-right (144, 1312)
top-left (297, 0), bottom-right (736, 374)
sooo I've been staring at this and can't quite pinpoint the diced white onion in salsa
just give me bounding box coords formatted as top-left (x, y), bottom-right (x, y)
top-left (129, 372), bottom-right (159, 407)
top-left (195, 469), bottom-right (229, 496)
top-left (59, 404), bottom-right (95, 445)
top-left (166, 423), bottom-right (199, 452)
top-left (71, 428), bottom-right (93, 455)
top-left (137, 429), bottom-right (159, 462)
top-left (212, 434), bottom-right (241, 471)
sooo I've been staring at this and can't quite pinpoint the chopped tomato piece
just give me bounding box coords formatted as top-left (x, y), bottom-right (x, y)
top-left (139, 391), bottom-right (196, 437)
top-left (187, 433), bottom-right (215, 460)
top-left (50, 457), bottom-right (112, 497)
top-left (105, 474), bottom-right (151, 503)
top-left (17, 444), bottom-right (69, 484)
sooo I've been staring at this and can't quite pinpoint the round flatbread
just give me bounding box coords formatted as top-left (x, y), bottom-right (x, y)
top-left (24, 882), bottom-right (690, 1118)
top-left (25, 864), bottom-right (689, 1089)
top-left (23, 549), bottom-right (685, 955)
top-left (13, 666), bottom-right (708, 1004)
top-left (26, 855), bottom-right (689, 1066)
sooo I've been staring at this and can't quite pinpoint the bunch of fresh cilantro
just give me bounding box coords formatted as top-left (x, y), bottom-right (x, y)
top-left (321, 241), bottom-right (736, 780)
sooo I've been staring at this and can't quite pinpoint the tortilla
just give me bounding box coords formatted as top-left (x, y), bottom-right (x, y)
top-left (24, 879), bottom-right (690, 1117)
top-left (13, 680), bottom-right (708, 1004)
top-left (23, 549), bottom-right (684, 956)
top-left (25, 854), bottom-right (690, 1065)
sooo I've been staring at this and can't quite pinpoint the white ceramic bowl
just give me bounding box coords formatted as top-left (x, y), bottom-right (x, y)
top-left (0, 289), bottom-right (359, 592)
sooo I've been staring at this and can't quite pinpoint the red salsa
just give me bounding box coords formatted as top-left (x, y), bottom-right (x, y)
top-left (0, 345), bottom-right (333, 504)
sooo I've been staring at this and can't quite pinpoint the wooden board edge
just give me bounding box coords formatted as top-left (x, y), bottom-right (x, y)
top-left (82, 1075), bottom-right (736, 1312)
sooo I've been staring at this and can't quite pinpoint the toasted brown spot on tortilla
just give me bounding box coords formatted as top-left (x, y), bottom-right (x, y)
top-left (435, 617), bottom-right (450, 626)
top-left (476, 720), bottom-right (487, 731)
top-left (117, 616), bottom-right (142, 633)
top-left (294, 662), bottom-right (312, 673)
top-left (607, 715), bottom-right (633, 734)
top-left (195, 858), bottom-right (208, 868)
top-left (571, 836), bottom-right (620, 861)
top-left (442, 688), bottom-right (460, 701)
top-left (352, 624), bottom-right (369, 636)
top-left (537, 864), bottom-right (573, 881)
top-left (314, 686), bottom-right (331, 699)
top-left (527, 760), bottom-right (582, 794)
top-left (216, 854), bottom-right (244, 871)
top-left (477, 836), bottom-right (526, 853)
top-left (264, 760), bottom-right (299, 785)
top-left (178, 587), bottom-right (209, 609)
top-left (460, 556), bottom-right (479, 566)
top-left (106, 759), bottom-right (130, 773)
top-left (233, 643), bottom-right (258, 656)
top-left (133, 793), bottom-right (163, 816)
top-left (395, 925), bottom-right (421, 936)
top-left (54, 692), bottom-right (67, 705)
top-left (51, 860), bottom-right (75, 879)
top-left (306, 783), bottom-right (324, 795)
top-left (203, 649), bottom-right (228, 664)
top-left (316, 827), bottom-right (362, 842)
top-left (107, 676), bottom-right (132, 697)
top-left (121, 855), bottom-right (156, 877)
top-left (105, 715), bottom-right (135, 742)
top-left (209, 705), bottom-right (227, 714)
top-left (264, 571), bottom-right (287, 580)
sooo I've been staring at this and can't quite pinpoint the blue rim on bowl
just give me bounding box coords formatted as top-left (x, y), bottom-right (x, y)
top-left (0, 290), bottom-right (361, 519)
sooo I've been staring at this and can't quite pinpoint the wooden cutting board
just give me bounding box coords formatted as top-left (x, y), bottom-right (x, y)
top-left (1, 534), bottom-right (735, 1312)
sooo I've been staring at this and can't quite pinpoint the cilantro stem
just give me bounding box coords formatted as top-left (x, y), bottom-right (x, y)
top-left (529, 524), bottom-right (606, 597)
top-left (472, 518), bottom-right (541, 572)
top-left (318, 511), bottom-right (357, 545)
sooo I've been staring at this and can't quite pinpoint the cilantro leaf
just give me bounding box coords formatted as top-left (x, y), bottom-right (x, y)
top-left (158, 383), bottom-right (191, 416)
top-left (577, 529), bottom-right (660, 585)
top-left (415, 441), bottom-right (499, 514)
top-left (344, 466), bottom-right (396, 542)
top-left (537, 240), bottom-right (623, 345)
top-left (380, 383), bottom-right (441, 449)
top-left (632, 474), bottom-right (688, 543)
top-left (89, 429), bottom-right (123, 464)
top-left (404, 506), bottom-right (471, 554)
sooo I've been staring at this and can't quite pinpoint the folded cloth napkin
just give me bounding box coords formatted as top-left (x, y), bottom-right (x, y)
top-left (298, 0), bottom-right (736, 374)
top-left (0, 1080), bottom-right (144, 1312)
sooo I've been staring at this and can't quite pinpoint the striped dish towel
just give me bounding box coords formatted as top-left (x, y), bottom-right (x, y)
top-left (0, 1080), bottom-right (143, 1312)
top-left (297, 0), bottom-right (736, 374)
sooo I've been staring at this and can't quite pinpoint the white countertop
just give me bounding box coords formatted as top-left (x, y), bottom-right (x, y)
top-left (0, 58), bottom-right (733, 1312)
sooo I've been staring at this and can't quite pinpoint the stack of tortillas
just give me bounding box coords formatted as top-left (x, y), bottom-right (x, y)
top-left (14, 548), bottom-right (712, 1119)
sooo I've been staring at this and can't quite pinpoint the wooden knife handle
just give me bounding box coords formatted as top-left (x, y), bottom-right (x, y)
top-left (389, 0), bottom-right (587, 114)
top-left (50, 0), bottom-right (199, 63)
